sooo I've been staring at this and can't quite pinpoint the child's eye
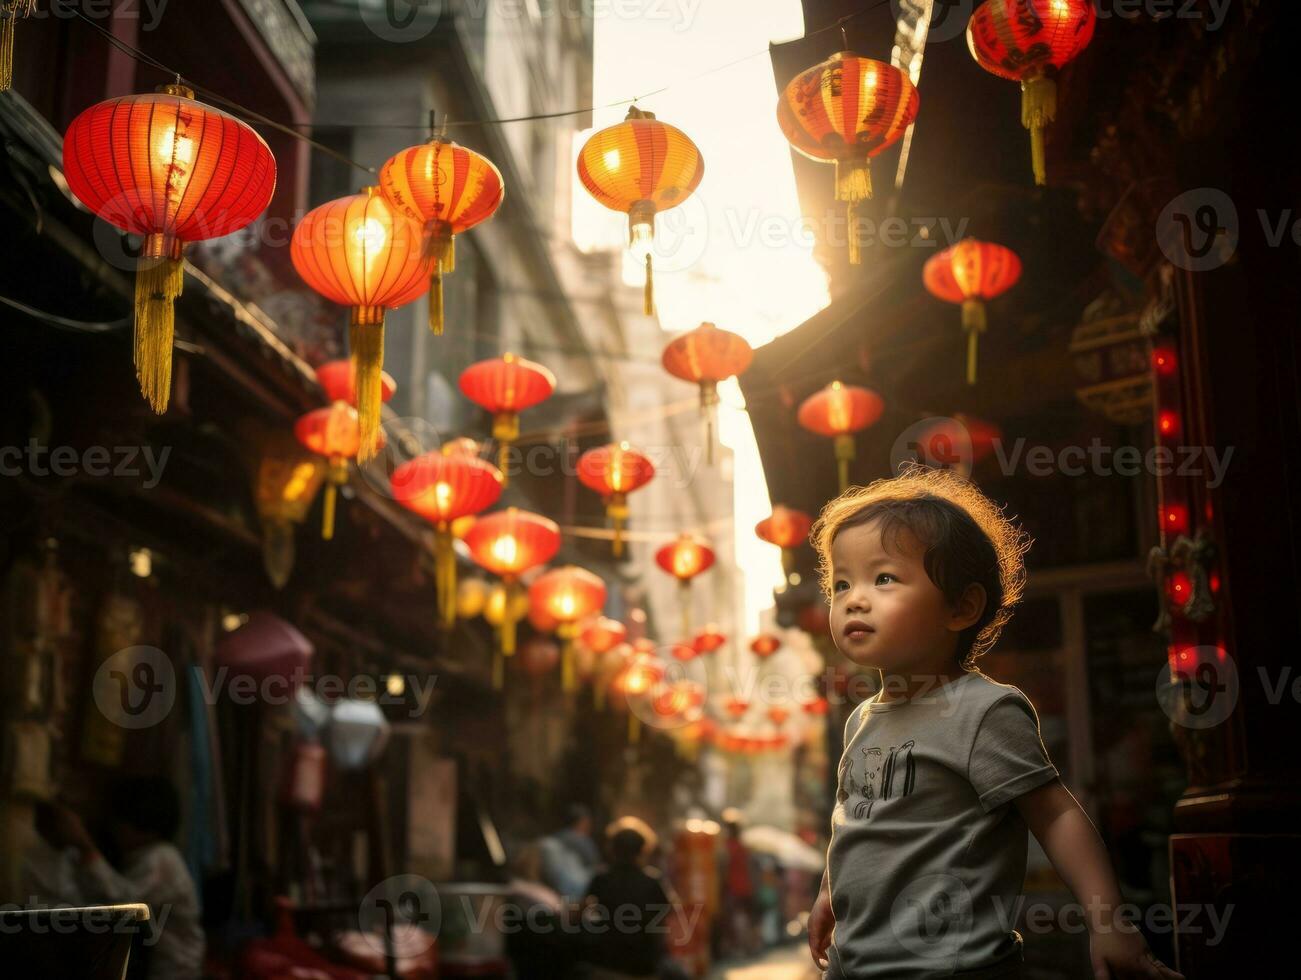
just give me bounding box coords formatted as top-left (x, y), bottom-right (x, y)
top-left (876, 573), bottom-right (896, 585)
top-left (833, 579), bottom-right (849, 592)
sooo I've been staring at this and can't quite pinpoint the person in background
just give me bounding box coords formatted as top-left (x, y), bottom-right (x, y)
top-left (53, 776), bottom-right (205, 980)
top-left (720, 817), bottom-right (757, 958)
top-left (539, 803), bottom-right (599, 902)
top-left (583, 817), bottom-right (676, 980)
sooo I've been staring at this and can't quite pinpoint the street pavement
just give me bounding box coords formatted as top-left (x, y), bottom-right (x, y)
top-left (707, 944), bottom-right (822, 979)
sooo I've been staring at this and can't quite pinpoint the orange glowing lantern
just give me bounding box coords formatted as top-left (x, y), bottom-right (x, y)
top-left (656, 534), bottom-right (716, 635)
top-left (724, 696), bottom-right (750, 720)
top-left (378, 138), bottom-right (504, 334)
top-left (797, 382), bottom-right (885, 491)
top-left (576, 106), bottom-right (704, 315)
top-left (692, 625), bottom-right (726, 655)
top-left (661, 322), bottom-right (753, 463)
top-left (750, 634), bottom-right (782, 659)
top-left (459, 353), bottom-right (556, 483)
top-left (923, 239), bottom-right (1022, 386)
top-left (581, 617), bottom-right (627, 655)
top-left (392, 447), bottom-right (503, 629)
top-left (802, 696), bottom-right (830, 716)
top-left (670, 643), bottom-right (699, 663)
top-left (913, 413), bottom-right (1001, 473)
top-left (777, 52), bottom-right (919, 263)
top-left (530, 566), bottom-right (608, 692)
top-left (768, 706), bottom-right (791, 726)
top-left (756, 506), bottom-right (813, 579)
top-left (967, 0), bottom-right (1096, 186)
top-left (613, 653), bottom-right (665, 744)
top-left (578, 442), bottom-right (655, 557)
top-left (295, 360), bottom-right (397, 541)
top-left (464, 508), bottom-right (561, 687)
top-left (63, 85), bottom-right (277, 413)
top-left (291, 187), bottom-right (431, 461)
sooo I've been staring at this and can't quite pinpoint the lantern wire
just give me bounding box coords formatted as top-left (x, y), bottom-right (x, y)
top-left (67, 1), bottom-right (891, 159)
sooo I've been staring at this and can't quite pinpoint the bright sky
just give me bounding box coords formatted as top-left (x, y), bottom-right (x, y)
top-left (573, 0), bottom-right (831, 633)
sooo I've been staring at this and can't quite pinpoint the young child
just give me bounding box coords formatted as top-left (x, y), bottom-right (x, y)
top-left (806, 465), bottom-right (1183, 980)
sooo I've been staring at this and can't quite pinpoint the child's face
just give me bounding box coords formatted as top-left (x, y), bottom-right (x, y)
top-left (829, 519), bottom-right (971, 673)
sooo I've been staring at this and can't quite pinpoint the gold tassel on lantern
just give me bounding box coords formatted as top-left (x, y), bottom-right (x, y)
top-left (608, 493), bottom-right (629, 557)
top-left (434, 527), bottom-right (457, 630)
top-left (834, 158), bottom-right (872, 203)
top-left (0, 2), bottom-right (34, 92)
top-left (961, 299), bottom-right (987, 385)
top-left (558, 624), bottom-right (579, 693)
top-left (834, 433), bottom-right (856, 492)
top-left (134, 233), bottom-right (185, 414)
top-left (322, 457), bottom-right (348, 540)
top-left (1021, 76), bottom-right (1058, 187)
top-left (349, 312), bottom-right (385, 462)
top-left (847, 203), bottom-right (863, 266)
top-left (425, 228), bottom-right (454, 335)
top-left (629, 201), bottom-right (656, 316)
top-left (492, 411), bottom-right (519, 486)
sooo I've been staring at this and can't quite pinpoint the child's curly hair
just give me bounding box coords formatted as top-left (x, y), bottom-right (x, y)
top-left (809, 462), bottom-right (1033, 668)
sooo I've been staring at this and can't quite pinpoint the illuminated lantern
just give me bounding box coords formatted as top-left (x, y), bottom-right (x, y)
top-left (576, 106), bottom-right (704, 315)
top-left (465, 508), bottom-right (561, 687)
top-left (1, 2), bottom-right (34, 91)
top-left (577, 442), bottom-right (655, 557)
top-left (797, 381), bottom-right (885, 491)
top-left (692, 625), bottom-right (726, 655)
top-left (291, 187), bottom-right (431, 461)
top-left (802, 696), bottom-right (830, 716)
top-left (392, 447), bottom-right (503, 629)
top-left (655, 534), bottom-right (715, 635)
top-left (768, 706), bottom-right (791, 726)
top-left (612, 653), bottom-right (665, 744)
top-left (724, 696), bottom-right (750, 720)
top-left (912, 413), bottom-right (1001, 475)
top-left (777, 52), bottom-right (919, 263)
top-left (670, 643), bottom-right (699, 663)
top-left (923, 239), bottom-right (1022, 385)
top-left (755, 506), bottom-right (813, 579)
top-left (581, 617), bottom-right (627, 658)
top-left (378, 138), bottom-right (504, 334)
top-left (632, 637), bottom-right (658, 656)
top-left (661, 322), bottom-right (753, 463)
top-left (750, 634), bottom-right (782, 658)
top-left (519, 634), bottom-right (561, 681)
top-left (295, 360), bottom-right (397, 541)
top-left (529, 566), bottom-right (608, 692)
top-left (967, 0), bottom-right (1096, 185)
top-left (62, 85), bottom-right (276, 412)
top-left (653, 680), bottom-right (705, 721)
top-left (459, 353), bottom-right (556, 485)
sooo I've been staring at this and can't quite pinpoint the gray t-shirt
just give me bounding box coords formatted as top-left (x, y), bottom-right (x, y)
top-left (825, 670), bottom-right (1058, 979)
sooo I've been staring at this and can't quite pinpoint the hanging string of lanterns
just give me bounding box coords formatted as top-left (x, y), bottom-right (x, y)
top-left (62, 84), bottom-right (277, 413)
top-left (576, 105), bottom-right (704, 315)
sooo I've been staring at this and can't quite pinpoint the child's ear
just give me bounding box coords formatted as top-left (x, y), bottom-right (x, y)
top-left (947, 582), bottom-right (987, 632)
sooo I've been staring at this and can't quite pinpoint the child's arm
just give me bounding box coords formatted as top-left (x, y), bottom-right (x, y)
top-left (1015, 780), bottom-right (1185, 980)
top-left (808, 866), bottom-right (832, 969)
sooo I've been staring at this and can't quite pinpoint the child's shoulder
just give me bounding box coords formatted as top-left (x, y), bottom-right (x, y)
top-left (955, 669), bottom-right (1035, 707)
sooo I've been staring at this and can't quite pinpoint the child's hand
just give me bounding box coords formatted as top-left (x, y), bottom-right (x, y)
top-left (808, 886), bottom-right (833, 969)
top-left (1089, 925), bottom-right (1185, 980)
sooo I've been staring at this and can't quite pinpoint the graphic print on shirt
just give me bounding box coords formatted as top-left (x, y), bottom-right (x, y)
top-left (852, 741), bottom-right (916, 820)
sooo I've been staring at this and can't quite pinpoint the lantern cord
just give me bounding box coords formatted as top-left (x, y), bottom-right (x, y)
top-left (66, 2), bottom-right (890, 152)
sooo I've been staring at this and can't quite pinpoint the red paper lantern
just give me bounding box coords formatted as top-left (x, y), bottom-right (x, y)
top-left (797, 382), bottom-right (885, 491)
top-left (967, 0), bottom-right (1096, 185)
top-left (530, 566), bottom-right (608, 692)
top-left (923, 239), bottom-right (1022, 385)
top-left (656, 533), bottom-right (715, 635)
top-left (750, 634), bottom-right (782, 658)
top-left (662, 322), bottom-right (753, 463)
top-left (464, 508), bottom-right (561, 684)
top-left (576, 106), bottom-right (704, 315)
top-left (767, 706), bottom-right (791, 726)
top-left (458, 352), bottom-right (556, 484)
top-left (756, 506), bottom-right (813, 578)
top-left (315, 359), bottom-right (396, 406)
top-left (378, 139), bottom-right (505, 334)
top-left (292, 187), bottom-right (431, 461)
top-left (613, 653), bottom-right (666, 745)
top-left (692, 625), bottom-right (726, 655)
top-left (777, 52), bottom-right (919, 263)
top-left (63, 84), bottom-right (277, 412)
top-left (578, 442), bottom-right (656, 557)
top-left (724, 696), bottom-right (750, 720)
top-left (912, 414), bottom-right (1002, 473)
top-left (392, 448), bottom-right (503, 629)
top-left (802, 696), bottom-right (830, 716)
top-left (670, 643), bottom-right (699, 663)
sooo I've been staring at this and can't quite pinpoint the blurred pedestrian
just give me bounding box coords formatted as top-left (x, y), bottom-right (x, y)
top-left (539, 803), bottom-right (599, 902)
top-left (720, 817), bottom-right (758, 957)
top-left (583, 817), bottom-right (676, 980)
